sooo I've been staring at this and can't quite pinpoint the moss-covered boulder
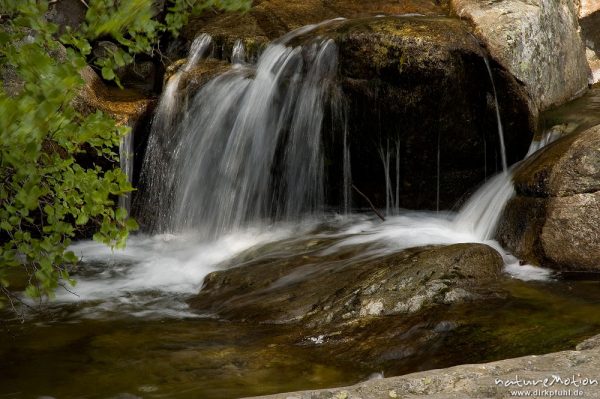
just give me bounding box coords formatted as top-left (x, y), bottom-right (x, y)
top-left (182, 0), bottom-right (448, 59)
top-left (190, 243), bottom-right (503, 327)
top-left (498, 124), bottom-right (600, 271)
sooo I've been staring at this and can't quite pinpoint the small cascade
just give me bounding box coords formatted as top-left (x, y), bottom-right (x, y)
top-left (231, 40), bottom-right (246, 65)
top-left (137, 34), bottom-right (213, 230)
top-left (184, 34), bottom-right (214, 72)
top-left (526, 128), bottom-right (562, 157)
top-left (140, 23), bottom-right (341, 236)
top-left (452, 57), bottom-right (514, 239)
top-left (484, 57), bottom-right (508, 173)
top-left (453, 172), bottom-right (515, 240)
top-left (453, 128), bottom-right (564, 240)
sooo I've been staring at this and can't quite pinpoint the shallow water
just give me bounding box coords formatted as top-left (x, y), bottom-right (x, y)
top-left (2, 263), bottom-right (600, 398)
top-left (2, 212), bottom-right (599, 399)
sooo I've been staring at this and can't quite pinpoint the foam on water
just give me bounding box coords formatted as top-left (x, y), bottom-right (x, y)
top-left (48, 225), bottom-right (302, 319)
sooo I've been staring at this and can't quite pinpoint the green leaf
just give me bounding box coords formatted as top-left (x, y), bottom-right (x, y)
top-left (101, 66), bottom-right (115, 80)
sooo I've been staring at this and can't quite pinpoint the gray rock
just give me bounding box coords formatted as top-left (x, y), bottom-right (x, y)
top-left (450, 0), bottom-right (590, 113)
top-left (576, 334), bottom-right (600, 350)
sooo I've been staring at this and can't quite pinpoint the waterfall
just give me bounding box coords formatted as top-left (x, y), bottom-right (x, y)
top-left (451, 57), bottom-right (517, 239)
top-left (137, 34), bottom-right (213, 230)
top-left (140, 26), bottom-right (340, 236)
top-left (453, 172), bottom-right (515, 240)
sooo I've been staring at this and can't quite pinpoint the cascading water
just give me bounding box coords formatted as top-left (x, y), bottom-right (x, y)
top-left (484, 56), bottom-right (508, 174)
top-left (452, 57), bottom-right (514, 240)
top-left (137, 34), bottom-right (214, 230)
top-left (141, 26), bottom-right (340, 236)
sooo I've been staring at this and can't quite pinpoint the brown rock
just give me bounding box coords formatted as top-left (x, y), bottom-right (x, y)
top-left (498, 125), bottom-right (600, 270)
top-left (190, 243), bottom-right (503, 327)
top-left (75, 66), bottom-right (155, 126)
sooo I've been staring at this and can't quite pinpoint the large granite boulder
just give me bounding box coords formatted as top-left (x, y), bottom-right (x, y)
top-left (580, 9), bottom-right (600, 84)
top-left (191, 243), bottom-right (504, 327)
top-left (579, 0), bottom-right (600, 18)
top-left (450, 0), bottom-right (590, 113)
top-left (498, 125), bottom-right (600, 271)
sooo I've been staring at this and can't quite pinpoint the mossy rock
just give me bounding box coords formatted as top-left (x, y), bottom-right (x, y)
top-left (190, 243), bottom-right (503, 327)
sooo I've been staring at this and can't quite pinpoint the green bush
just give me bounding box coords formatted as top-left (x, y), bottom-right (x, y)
top-left (0, 0), bottom-right (250, 309)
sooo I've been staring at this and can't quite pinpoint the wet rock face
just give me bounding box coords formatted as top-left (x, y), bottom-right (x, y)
top-left (182, 13), bottom-right (534, 211)
top-left (190, 243), bottom-right (503, 327)
top-left (498, 125), bottom-right (600, 271)
top-left (319, 17), bottom-right (532, 210)
top-left (450, 0), bottom-right (589, 113)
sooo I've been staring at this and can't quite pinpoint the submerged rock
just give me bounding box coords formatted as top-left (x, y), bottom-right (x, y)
top-left (449, 0), bottom-right (590, 114)
top-left (245, 334), bottom-right (600, 399)
top-left (190, 243), bottom-right (503, 326)
top-left (498, 124), bottom-right (600, 271)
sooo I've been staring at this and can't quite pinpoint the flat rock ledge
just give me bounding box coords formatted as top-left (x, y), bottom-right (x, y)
top-left (246, 334), bottom-right (600, 399)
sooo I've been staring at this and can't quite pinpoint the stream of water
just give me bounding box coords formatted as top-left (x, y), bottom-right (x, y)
top-left (4, 20), bottom-right (600, 399)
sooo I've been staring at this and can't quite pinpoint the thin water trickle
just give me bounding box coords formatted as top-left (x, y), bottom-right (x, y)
top-left (436, 131), bottom-right (441, 212)
top-left (484, 56), bottom-right (508, 173)
top-left (232, 39), bottom-right (246, 64)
